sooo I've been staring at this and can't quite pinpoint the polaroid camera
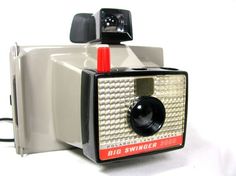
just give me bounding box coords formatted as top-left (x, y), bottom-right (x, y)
top-left (9, 8), bottom-right (188, 163)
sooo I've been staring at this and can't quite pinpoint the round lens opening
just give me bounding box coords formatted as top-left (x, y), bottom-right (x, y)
top-left (128, 96), bottom-right (165, 137)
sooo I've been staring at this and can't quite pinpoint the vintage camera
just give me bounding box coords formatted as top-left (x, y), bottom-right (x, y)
top-left (9, 8), bottom-right (188, 163)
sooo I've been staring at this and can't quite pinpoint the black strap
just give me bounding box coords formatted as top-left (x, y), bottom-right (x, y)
top-left (0, 118), bottom-right (14, 142)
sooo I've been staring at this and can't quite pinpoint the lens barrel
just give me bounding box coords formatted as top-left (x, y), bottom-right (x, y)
top-left (128, 96), bottom-right (165, 137)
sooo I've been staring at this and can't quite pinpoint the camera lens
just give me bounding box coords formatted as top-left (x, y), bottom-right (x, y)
top-left (128, 96), bottom-right (165, 137)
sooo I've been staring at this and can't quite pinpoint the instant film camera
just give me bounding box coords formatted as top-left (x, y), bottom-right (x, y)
top-left (10, 8), bottom-right (188, 163)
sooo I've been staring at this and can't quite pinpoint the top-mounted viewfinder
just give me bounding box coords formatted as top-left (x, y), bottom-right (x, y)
top-left (70, 8), bottom-right (133, 44)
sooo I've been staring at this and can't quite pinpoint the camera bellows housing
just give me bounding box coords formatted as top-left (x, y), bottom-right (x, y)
top-left (51, 51), bottom-right (187, 162)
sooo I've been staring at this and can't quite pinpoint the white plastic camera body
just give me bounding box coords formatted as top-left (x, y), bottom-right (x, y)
top-left (10, 43), bottom-right (187, 163)
top-left (9, 8), bottom-right (188, 163)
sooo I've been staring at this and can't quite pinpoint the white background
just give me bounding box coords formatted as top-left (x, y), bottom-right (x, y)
top-left (1, 0), bottom-right (236, 175)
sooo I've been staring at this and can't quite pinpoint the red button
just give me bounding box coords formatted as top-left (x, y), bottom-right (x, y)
top-left (97, 47), bottom-right (111, 73)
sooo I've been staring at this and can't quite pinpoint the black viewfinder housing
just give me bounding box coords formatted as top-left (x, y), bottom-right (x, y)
top-left (70, 8), bottom-right (133, 44)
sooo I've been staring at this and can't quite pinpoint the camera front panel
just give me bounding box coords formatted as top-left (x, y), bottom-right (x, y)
top-left (97, 72), bottom-right (187, 161)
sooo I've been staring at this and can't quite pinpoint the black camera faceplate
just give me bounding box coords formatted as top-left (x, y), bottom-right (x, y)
top-left (81, 68), bottom-right (188, 163)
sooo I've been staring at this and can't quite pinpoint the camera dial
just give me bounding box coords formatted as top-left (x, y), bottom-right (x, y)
top-left (128, 96), bottom-right (165, 137)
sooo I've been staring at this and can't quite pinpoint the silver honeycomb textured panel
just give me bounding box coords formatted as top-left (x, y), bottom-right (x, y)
top-left (98, 75), bottom-right (186, 149)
